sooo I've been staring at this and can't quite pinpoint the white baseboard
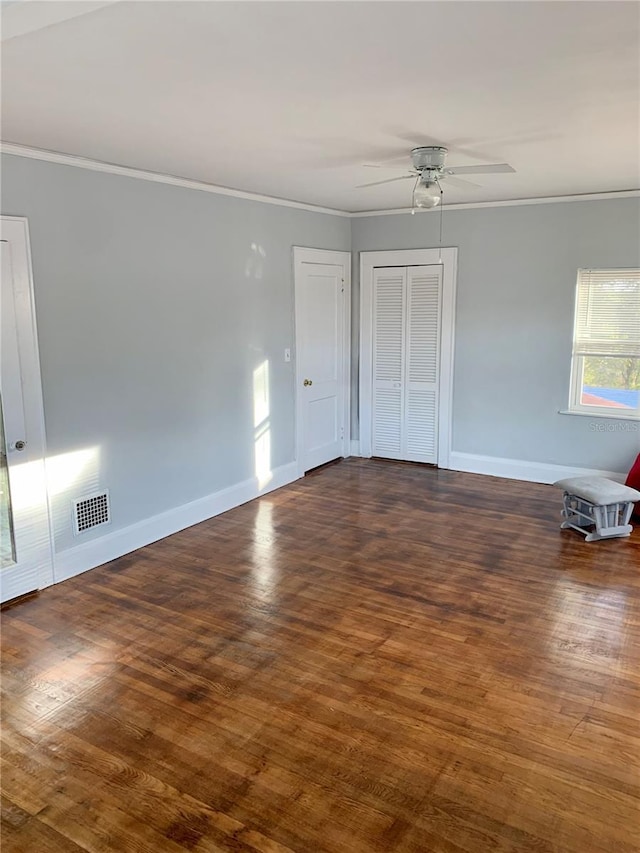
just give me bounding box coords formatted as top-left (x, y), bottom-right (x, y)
top-left (48, 452), bottom-right (627, 586)
top-left (52, 461), bottom-right (300, 585)
top-left (448, 452), bottom-right (626, 485)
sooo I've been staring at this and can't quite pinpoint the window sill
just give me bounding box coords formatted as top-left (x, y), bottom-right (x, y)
top-left (559, 409), bottom-right (640, 423)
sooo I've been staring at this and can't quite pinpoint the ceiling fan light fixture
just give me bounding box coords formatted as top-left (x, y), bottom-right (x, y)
top-left (413, 179), bottom-right (442, 210)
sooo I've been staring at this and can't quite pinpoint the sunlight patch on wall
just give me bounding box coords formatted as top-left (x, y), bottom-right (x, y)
top-left (245, 242), bottom-right (266, 280)
top-left (46, 447), bottom-right (101, 497)
top-left (45, 446), bottom-right (102, 550)
top-left (253, 360), bottom-right (272, 490)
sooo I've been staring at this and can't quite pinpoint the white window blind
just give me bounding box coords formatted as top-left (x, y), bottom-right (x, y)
top-left (568, 268), bottom-right (640, 418)
top-left (574, 269), bottom-right (640, 358)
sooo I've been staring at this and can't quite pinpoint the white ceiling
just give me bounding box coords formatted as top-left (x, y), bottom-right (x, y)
top-left (2, 1), bottom-right (639, 213)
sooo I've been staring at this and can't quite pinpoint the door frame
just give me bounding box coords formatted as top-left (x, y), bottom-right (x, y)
top-left (293, 247), bottom-right (351, 477)
top-left (1, 215), bottom-right (54, 598)
top-left (359, 247), bottom-right (457, 468)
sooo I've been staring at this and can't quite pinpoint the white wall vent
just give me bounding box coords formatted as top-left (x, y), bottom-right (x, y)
top-left (73, 491), bottom-right (110, 535)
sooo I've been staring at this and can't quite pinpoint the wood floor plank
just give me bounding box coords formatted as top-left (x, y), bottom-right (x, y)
top-left (2, 459), bottom-right (639, 852)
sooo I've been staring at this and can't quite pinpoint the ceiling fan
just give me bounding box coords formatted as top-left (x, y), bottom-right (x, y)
top-left (357, 146), bottom-right (515, 209)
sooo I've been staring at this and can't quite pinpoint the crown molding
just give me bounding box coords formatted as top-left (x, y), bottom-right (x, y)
top-left (349, 189), bottom-right (640, 217)
top-left (2, 142), bottom-right (638, 218)
top-left (0, 142), bottom-right (349, 217)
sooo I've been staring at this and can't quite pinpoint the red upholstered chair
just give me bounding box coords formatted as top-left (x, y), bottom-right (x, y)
top-left (626, 453), bottom-right (640, 520)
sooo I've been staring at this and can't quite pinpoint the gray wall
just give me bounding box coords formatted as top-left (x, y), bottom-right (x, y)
top-left (351, 197), bottom-right (640, 473)
top-left (1, 154), bottom-right (350, 553)
top-left (2, 152), bottom-right (638, 560)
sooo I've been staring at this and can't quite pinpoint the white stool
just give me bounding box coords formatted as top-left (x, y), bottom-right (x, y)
top-left (554, 476), bottom-right (640, 542)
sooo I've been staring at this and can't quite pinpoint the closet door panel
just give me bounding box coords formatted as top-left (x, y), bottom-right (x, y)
top-left (406, 389), bottom-right (437, 460)
top-left (372, 268), bottom-right (405, 458)
top-left (371, 265), bottom-right (442, 464)
top-left (405, 266), bottom-right (442, 463)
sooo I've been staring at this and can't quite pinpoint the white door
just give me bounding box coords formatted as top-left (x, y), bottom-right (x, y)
top-left (372, 264), bottom-right (442, 463)
top-left (1, 217), bottom-right (53, 603)
top-left (294, 249), bottom-right (350, 474)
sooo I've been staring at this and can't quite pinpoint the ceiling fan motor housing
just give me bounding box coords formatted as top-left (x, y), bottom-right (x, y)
top-left (411, 146), bottom-right (448, 171)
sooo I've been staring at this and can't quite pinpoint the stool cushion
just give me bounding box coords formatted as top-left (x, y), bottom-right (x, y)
top-left (553, 476), bottom-right (640, 505)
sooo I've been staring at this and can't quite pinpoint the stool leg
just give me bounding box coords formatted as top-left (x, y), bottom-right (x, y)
top-left (561, 493), bottom-right (595, 536)
top-left (560, 493), bottom-right (581, 529)
top-left (586, 507), bottom-right (604, 541)
top-left (584, 502), bottom-right (633, 541)
top-left (594, 505), bottom-right (606, 536)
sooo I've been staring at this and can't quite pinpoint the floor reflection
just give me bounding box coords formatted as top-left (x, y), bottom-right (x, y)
top-left (547, 577), bottom-right (628, 668)
top-left (250, 501), bottom-right (277, 600)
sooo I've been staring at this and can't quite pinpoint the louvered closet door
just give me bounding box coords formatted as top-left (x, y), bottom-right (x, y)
top-left (405, 266), bottom-right (441, 463)
top-left (371, 265), bottom-right (442, 463)
top-left (372, 268), bottom-right (405, 458)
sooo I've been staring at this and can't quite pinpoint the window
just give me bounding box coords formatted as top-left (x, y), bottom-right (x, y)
top-left (568, 269), bottom-right (640, 418)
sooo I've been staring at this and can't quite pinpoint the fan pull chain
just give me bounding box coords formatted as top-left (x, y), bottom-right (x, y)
top-left (437, 178), bottom-right (444, 264)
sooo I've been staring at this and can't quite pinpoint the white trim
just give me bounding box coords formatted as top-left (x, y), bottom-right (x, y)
top-left (0, 143), bottom-right (347, 217)
top-left (293, 247), bottom-right (351, 477)
top-left (448, 452), bottom-right (626, 485)
top-left (350, 190), bottom-right (640, 217)
top-left (558, 409), bottom-right (640, 422)
top-left (359, 248), bottom-right (457, 469)
top-left (0, 216), bottom-right (54, 596)
top-left (3, 143), bottom-right (637, 218)
top-left (349, 440), bottom-right (361, 457)
top-left (52, 461), bottom-right (300, 585)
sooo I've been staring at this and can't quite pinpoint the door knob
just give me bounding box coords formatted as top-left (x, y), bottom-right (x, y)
top-left (303, 379), bottom-right (313, 386)
top-left (13, 440), bottom-right (27, 451)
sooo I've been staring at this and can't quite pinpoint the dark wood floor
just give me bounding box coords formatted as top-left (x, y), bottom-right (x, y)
top-left (2, 458), bottom-right (639, 853)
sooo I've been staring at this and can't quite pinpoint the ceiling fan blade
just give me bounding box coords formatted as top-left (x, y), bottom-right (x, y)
top-left (361, 153), bottom-right (411, 168)
top-left (356, 174), bottom-right (416, 188)
top-left (446, 163), bottom-right (515, 176)
top-left (440, 175), bottom-right (481, 189)
top-left (362, 163), bottom-right (407, 169)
